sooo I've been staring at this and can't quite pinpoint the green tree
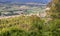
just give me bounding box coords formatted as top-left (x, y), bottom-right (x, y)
top-left (49, 0), bottom-right (60, 18)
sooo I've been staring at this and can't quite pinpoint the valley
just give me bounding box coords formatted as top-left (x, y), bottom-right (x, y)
top-left (0, 3), bottom-right (46, 19)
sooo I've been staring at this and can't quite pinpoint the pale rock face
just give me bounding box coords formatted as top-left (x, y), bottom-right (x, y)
top-left (40, 12), bottom-right (47, 17)
top-left (45, 7), bottom-right (50, 11)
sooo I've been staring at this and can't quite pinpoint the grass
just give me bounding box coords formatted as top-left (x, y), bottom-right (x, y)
top-left (0, 15), bottom-right (60, 36)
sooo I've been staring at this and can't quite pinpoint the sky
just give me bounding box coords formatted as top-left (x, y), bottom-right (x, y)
top-left (0, 0), bottom-right (51, 4)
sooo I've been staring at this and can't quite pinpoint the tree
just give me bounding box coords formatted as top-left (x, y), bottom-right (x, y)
top-left (49, 0), bottom-right (60, 18)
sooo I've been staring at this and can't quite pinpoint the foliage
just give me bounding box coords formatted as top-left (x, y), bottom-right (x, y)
top-left (0, 15), bottom-right (60, 36)
top-left (49, 0), bottom-right (60, 19)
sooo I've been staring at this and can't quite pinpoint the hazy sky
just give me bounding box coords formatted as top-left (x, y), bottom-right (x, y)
top-left (0, 0), bottom-right (51, 4)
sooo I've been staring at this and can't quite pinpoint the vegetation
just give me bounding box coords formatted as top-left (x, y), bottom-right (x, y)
top-left (0, 0), bottom-right (60, 36)
top-left (0, 15), bottom-right (60, 36)
top-left (50, 0), bottom-right (60, 18)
